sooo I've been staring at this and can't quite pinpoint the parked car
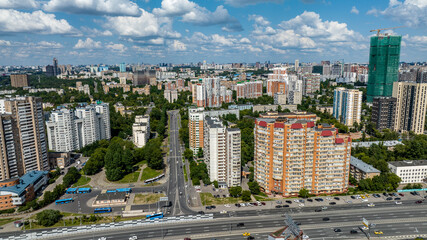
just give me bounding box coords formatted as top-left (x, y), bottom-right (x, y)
top-left (350, 230), bottom-right (358, 234)
top-left (334, 228), bottom-right (342, 232)
top-left (323, 217), bottom-right (330, 221)
top-left (315, 209), bottom-right (322, 212)
top-left (237, 223), bottom-right (245, 227)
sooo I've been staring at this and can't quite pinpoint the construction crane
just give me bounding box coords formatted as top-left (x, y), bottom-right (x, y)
top-left (370, 26), bottom-right (404, 36)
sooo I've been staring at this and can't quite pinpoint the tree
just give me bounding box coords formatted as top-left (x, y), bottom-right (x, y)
top-left (298, 188), bottom-right (309, 198)
top-left (197, 148), bottom-right (204, 159)
top-left (349, 175), bottom-right (358, 186)
top-left (36, 210), bottom-right (62, 227)
top-left (248, 181), bottom-right (260, 195)
top-left (229, 186), bottom-right (242, 197)
top-left (183, 148), bottom-right (193, 160)
top-left (241, 190), bottom-right (252, 202)
top-left (213, 180), bottom-right (219, 188)
top-left (63, 167), bottom-right (81, 187)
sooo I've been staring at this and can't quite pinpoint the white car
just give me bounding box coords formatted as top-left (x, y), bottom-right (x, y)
top-left (299, 203), bottom-right (305, 207)
top-left (362, 199), bottom-right (368, 202)
top-left (129, 236), bottom-right (138, 240)
top-left (395, 201), bottom-right (402, 205)
top-left (220, 210), bottom-right (228, 214)
top-left (367, 203), bottom-right (375, 207)
top-left (303, 235), bottom-right (310, 239)
top-left (321, 206), bottom-right (328, 210)
top-left (224, 204), bottom-right (230, 208)
top-left (294, 199), bottom-right (300, 203)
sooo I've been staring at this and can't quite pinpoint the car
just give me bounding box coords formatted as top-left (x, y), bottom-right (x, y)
top-left (361, 199), bottom-right (368, 202)
top-left (351, 196), bottom-right (356, 199)
top-left (298, 203), bottom-right (305, 207)
top-left (295, 222), bottom-right (301, 225)
top-left (374, 231), bottom-right (383, 235)
top-left (286, 200), bottom-right (292, 204)
top-left (321, 206), bottom-right (328, 210)
top-left (129, 236), bottom-right (138, 240)
top-left (395, 201), bottom-right (402, 205)
top-left (276, 200), bottom-right (282, 204)
top-left (329, 202), bottom-right (336, 205)
top-left (350, 230), bottom-right (358, 234)
top-left (386, 197), bottom-right (393, 201)
top-left (399, 193), bottom-right (404, 197)
top-left (334, 197), bottom-right (340, 200)
top-left (416, 200), bottom-right (423, 204)
top-left (205, 206), bottom-right (211, 210)
top-left (334, 228), bottom-right (342, 232)
top-left (252, 202), bottom-right (258, 206)
top-left (394, 197), bottom-right (401, 201)
top-left (302, 235), bottom-right (309, 239)
top-left (243, 232), bottom-right (250, 237)
top-left (283, 204), bottom-right (290, 207)
top-left (383, 192), bottom-right (388, 196)
top-left (184, 238), bottom-right (191, 240)
top-left (211, 205), bottom-right (216, 209)
top-left (323, 217), bottom-right (330, 221)
top-left (368, 203), bottom-right (375, 207)
top-left (247, 237), bottom-right (255, 240)
top-left (275, 205), bottom-right (283, 208)
top-left (294, 199), bottom-right (300, 203)
top-left (261, 202), bottom-right (266, 205)
top-left (315, 209), bottom-right (322, 212)
top-left (318, 198), bottom-right (324, 201)
top-left (179, 192), bottom-right (183, 195)
top-left (392, 193), bottom-right (398, 197)
top-left (237, 223), bottom-right (245, 227)
top-left (235, 203), bottom-right (240, 207)
top-left (198, 211), bottom-right (205, 214)
top-left (220, 210), bottom-right (227, 214)
top-left (299, 199), bottom-right (305, 203)
top-left (307, 198), bottom-right (313, 202)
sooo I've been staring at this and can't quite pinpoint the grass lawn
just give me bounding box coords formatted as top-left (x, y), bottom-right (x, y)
top-left (135, 160), bottom-right (147, 166)
top-left (0, 218), bottom-right (18, 226)
top-left (72, 176), bottom-right (91, 187)
top-left (134, 193), bottom-right (166, 204)
top-left (114, 171), bottom-right (140, 184)
top-left (183, 167), bottom-right (187, 182)
top-left (140, 167), bottom-right (162, 181)
top-left (24, 216), bottom-right (114, 230)
top-left (199, 193), bottom-right (242, 206)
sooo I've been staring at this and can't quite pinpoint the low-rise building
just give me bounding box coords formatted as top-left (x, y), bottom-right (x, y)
top-left (274, 93), bottom-right (287, 105)
top-left (388, 160), bottom-right (427, 184)
top-left (48, 152), bottom-right (71, 169)
top-left (350, 156), bottom-right (381, 182)
top-left (0, 171), bottom-right (48, 210)
top-left (352, 140), bottom-right (403, 151)
top-left (94, 192), bottom-right (127, 206)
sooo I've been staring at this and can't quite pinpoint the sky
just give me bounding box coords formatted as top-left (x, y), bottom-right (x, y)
top-left (0, 0), bottom-right (427, 66)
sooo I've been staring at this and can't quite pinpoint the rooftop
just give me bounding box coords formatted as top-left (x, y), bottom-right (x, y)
top-left (352, 140), bottom-right (403, 148)
top-left (0, 171), bottom-right (48, 196)
top-left (350, 157), bottom-right (381, 173)
top-left (389, 160), bottom-right (427, 167)
top-left (95, 192), bottom-right (127, 201)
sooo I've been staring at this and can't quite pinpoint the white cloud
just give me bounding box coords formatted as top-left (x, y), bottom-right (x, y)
top-left (0, 0), bottom-right (39, 9)
top-left (36, 41), bottom-right (63, 48)
top-left (240, 37), bottom-right (251, 43)
top-left (351, 6), bottom-right (359, 14)
top-left (223, 0), bottom-right (282, 7)
top-left (0, 40), bottom-right (11, 46)
top-left (0, 10), bottom-right (74, 34)
top-left (170, 40), bottom-right (187, 51)
top-left (249, 14), bottom-right (270, 26)
top-left (154, 0), bottom-right (243, 32)
top-left (81, 27), bottom-right (113, 37)
top-left (106, 43), bottom-right (127, 52)
top-left (211, 34), bottom-right (236, 46)
top-left (379, 0), bottom-right (427, 27)
top-left (106, 8), bottom-right (181, 39)
top-left (74, 38), bottom-right (102, 49)
top-left (43, 0), bottom-right (141, 16)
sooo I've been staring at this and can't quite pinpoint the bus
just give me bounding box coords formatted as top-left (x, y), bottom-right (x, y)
top-left (146, 212), bottom-right (164, 220)
top-left (77, 188), bottom-right (91, 194)
top-left (144, 173), bottom-right (165, 185)
top-left (55, 198), bottom-right (74, 205)
top-left (65, 188), bottom-right (77, 194)
top-left (94, 207), bottom-right (112, 214)
top-left (106, 188), bottom-right (132, 194)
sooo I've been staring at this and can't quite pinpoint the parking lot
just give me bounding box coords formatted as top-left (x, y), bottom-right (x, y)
top-left (200, 191), bottom-right (427, 214)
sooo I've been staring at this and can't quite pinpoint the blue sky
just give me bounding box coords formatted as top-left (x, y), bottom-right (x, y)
top-left (0, 0), bottom-right (426, 66)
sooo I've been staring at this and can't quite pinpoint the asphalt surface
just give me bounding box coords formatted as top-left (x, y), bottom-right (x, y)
top-left (40, 204), bottom-right (427, 240)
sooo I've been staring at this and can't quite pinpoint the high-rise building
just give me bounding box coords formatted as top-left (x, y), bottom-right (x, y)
top-left (188, 107), bottom-right (239, 154)
top-left (232, 80), bottom-right (263, 100)
top-left (10, 74), bottom-right (28, 88)
top-left (393, 81), bottom-right (427, 134)
top-left (191, 78), bottom-right (232, 108)
top-left (0, 97), bottom-right (48, 180)
top-left (367, 35), bottom-right (401, 102)
top-left (133, 70), bottom-right (156, 86)
top-left (294, 60), bottom-right (299, 72)
top-left (204, 117), bottom-right (241, 187)
top-left (133, 115), bottom-right (150, 148)
top-left (371, 97), bottom-right (396, 130)
top-left (46, 102), bottom-right (111, 152)
top-left (267, 68), bottom-right (288, 97)
top-left (333, 88), bottom-right (362, 126)
top-left (254, 117), bottom-right (351, 196)
top-left (119, 63), bottom-right (126, 72)
top-left (274, 93), bottom-right (287, 105)
top-left (53, 58), bottom-right (59, 76)
top-left (300, 73), bottom-right (321, 95)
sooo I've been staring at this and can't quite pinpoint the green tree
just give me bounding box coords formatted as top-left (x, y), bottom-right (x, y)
top-left (63, 167), bottom-right (81, 187)
top-left (197, 148), bottom-right (204, 159)
top-left (241, 190), bottom-right (252, 202)
top-left (229, 186), bottom-right (242, 197)
top-left (213, 180), bottom-right (219, 188)
top-left (298, 188), bottom-right (309, 198)
top-left (36, 210), bottom-right (62, 227)
top-left (248, 181), bottom-right (260, 195)
top-left (349, 175), bottom-right (358, 186)
top-left (183, 148), bottom-right (193, 160)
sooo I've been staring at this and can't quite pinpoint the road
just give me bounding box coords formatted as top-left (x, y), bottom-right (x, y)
top-left (36, 204), bottom-right (427, 240)
top-left (167, 110), bottom-right (196, 216)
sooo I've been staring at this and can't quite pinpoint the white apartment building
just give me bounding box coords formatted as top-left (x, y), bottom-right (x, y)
top-left (333, 88), bottom-right (362, 127)
top-left (203, 116), bottom-right (241, 187)
top-left (388, 160), bottom-right (427, 184)
top-left (133, 115), bottom-right (150, 148)
top-left (46, 102), bottom-right (111, 152)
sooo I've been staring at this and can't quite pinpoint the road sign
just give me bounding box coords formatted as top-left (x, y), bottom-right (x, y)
top-left (362, 218), bottom-right (369, 228)
top-left (159, 197), bottom-right (169, 202)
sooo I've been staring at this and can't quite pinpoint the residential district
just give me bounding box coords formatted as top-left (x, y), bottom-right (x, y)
top-left (0, 19), bottom-right (427, 240)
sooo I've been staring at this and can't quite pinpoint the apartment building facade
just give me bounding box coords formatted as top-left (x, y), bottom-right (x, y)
top-left (232, 80), bottom-right (263, 100)
top-left (393, 81), bottom-right (427, 134)
top-left (191, 78), bottom-right (232, 108)
top-left (204, 117), bottom-right (241, 187)
top-left (133, 115), bottom-right (150, 148)
top-left (0, 97), bottom-right (49, 180)
top-left (254, 117), bottom-right (351, 197)
top-left (333, 88), bottom-right (362, 127)
top-left (371, 97), bottom-right (396, 130)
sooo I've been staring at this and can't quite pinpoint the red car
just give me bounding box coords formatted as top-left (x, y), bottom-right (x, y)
top-left (398, 193), bottom-right (404, 197)
top-left (415, 200), bottom-right (423, 204)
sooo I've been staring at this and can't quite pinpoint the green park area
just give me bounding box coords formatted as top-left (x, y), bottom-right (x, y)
top-left (134, 193), bottom-right (166, 204)
top-left (199, 193), bottom-right (243, 206)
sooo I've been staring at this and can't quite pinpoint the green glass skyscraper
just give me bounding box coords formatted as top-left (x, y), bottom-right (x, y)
top-left (367, 35), bottom-right (401, 102)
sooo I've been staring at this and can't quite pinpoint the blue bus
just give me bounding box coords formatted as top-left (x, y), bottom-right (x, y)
top-left (77, 188), bottom-right (91, 193)
top-left (65, 188), bottom-right (77, 194)
top-left (94, 207), bottom-right (112, 214)
top-left (106, 188), bottom-right (132, 194)
top-left (146, 212), bottom-right (164, 220)
top-left (55, 198), bottom-right (74, 205)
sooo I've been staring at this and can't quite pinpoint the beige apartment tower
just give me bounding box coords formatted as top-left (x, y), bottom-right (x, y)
top-left (10, 74), bottom-right (29, 88)
top-left (393, 81), bottom-right (427, 134)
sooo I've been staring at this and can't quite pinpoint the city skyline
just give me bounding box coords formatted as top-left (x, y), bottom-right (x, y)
top-left (0, 0), bottom-right (427, 65)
